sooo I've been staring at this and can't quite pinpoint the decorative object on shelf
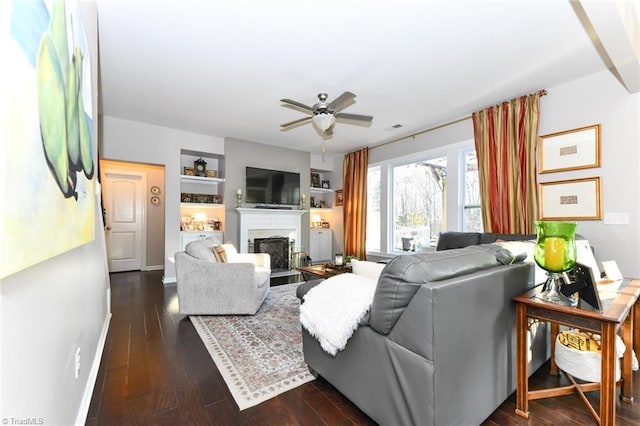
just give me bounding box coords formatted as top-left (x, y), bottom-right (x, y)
top-left (310, 172), bottom-right (321, 188)
top-left (310, 196), bottom-right (316, 208)
top-left (335, 189), bottom-right (344, 206)
top-left (539, 177), bottom-right (602, 220)
top-left (181, 216), bottom-right (193, 231)
top-left (320, 200), bottom-right (327, 208)
top-left (150, 196), bottom-right (161, 205)
top-left (533, 220), bottom-right (578, 306)
top-left (150, 185), bottom-right (161, 194)
top-left (212, 194), bottom-right (221, 204)
top-left (194, 158), bottom-right (207, 177)
top-left (321, 180), bottom-right (330, 189)
top-left (539, 124), bottom-right (601, 174)
top-left (300, 193), bottom-right (306, 209)
top-left (193, 212), bottom-right (208, 231)
top-left (206, 169), bottom-right (218, 178)
top-left (183, 167), bottom-right (194, 176)
top-left (312, 214), bottom-right (322, 228)
top-left (334, 252), bottom-right (344, 266)
top-left (321, 221), bottom-right (330, 228)
top-left (236, 188), bottom-right (242, 208)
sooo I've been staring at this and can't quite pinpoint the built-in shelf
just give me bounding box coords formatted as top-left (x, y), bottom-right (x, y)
top-left (310, 207), bottom-right (332, 212)
top-left (180, 175), bottom-right (226, 184)
top-left (310, 187), bottom-right (333, 194)
top-left (180, 202), bottom-right (225, 208)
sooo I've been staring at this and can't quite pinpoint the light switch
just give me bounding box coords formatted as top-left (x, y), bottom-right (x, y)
top-left (603, 212), bottom-right (629, 225)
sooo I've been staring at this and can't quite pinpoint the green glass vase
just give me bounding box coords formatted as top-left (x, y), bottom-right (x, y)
top-left (534, 220), bottom-right (578, 306)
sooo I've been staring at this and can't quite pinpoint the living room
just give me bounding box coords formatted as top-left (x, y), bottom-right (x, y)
top-left (2, 0), bottom-right (639, 424)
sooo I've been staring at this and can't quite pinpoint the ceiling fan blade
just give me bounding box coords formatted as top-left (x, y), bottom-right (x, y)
top-left (335, 112), bottom-right (373, 122)
top-left (280, 116), bottom-right (312, 128)
top-left (328, 91), bottom-right (356, 113)
top-left (281, 103), bottom-right (313, 115)
top-left (280, 98), bottom-right (313, 112)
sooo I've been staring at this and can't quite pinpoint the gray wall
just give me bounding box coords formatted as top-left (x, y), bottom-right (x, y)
top-left (1, 3), bottom-right (111, 424)
top-left (224, 137), bottom-right (311, 251)
top-left (370, 69), bottom-right (640, 277)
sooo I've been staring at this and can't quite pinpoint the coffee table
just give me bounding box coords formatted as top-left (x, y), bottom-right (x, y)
top-left (297, 264), bottom-right (352, 281)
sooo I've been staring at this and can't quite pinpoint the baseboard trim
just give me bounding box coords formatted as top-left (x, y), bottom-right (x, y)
top-left (145, 265), bottom-right (164, 271)
top-left (162, 275), bottom-right (177, 285)
top-left (74, 311), bottom-right (112, 425)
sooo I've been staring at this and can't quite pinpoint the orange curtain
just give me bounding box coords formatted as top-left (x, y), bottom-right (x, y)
top-left (472, 91), bottom-right (542, 234)
top-left (343, 148), bottom-right (368, 260)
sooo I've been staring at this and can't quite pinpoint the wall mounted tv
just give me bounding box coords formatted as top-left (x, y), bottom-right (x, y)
top-left (245, 166), bottom-right (300, 206)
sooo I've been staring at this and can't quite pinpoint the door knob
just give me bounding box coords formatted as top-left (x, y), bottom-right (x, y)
top-left (106, 226), bottom-right (112, 231)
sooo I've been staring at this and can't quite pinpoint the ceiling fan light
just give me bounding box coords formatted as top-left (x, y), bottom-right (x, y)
top-left (312, 113), bottom-right (335, 132)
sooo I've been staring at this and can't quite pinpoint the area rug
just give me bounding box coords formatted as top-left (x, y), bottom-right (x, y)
top-left (190, 283), bottom-right (315, 410)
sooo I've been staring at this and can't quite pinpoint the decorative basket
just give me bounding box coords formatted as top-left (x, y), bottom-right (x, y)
top-left (554, 331), bottom-right (625, 383)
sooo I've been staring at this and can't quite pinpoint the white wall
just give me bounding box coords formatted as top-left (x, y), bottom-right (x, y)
top-left (100, 116), bottom-right (224, 282)
top-left (370, 69), bottom-right (640, 277)
top-left (1, 3), bottom-right (111, 424)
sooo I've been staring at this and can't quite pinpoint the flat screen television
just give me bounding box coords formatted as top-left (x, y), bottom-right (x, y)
top-left (245, 166), bottom-right (300, 206)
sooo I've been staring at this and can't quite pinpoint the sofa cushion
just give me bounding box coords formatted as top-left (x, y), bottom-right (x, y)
top-left (479, 232), bottom-right (536, 244)
top-left (370, 248), bottom-right (500, 335)
top-left (435, 231), bottom-right (481, 250)
top-left (185, 239), bottom-right (218, 263)
top-left (351, 259), bottom-right (386, 281)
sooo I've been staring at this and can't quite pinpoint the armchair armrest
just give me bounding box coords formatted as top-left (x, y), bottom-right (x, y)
top-left (230, 252), bottom-right (271, 269)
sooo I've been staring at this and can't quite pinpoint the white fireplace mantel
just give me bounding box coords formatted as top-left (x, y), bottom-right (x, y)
top-left (236, 208), bottom-right (308, 253)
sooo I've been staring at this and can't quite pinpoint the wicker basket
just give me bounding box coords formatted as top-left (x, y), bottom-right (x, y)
top-left (554, 331), bottom-right (625, 383)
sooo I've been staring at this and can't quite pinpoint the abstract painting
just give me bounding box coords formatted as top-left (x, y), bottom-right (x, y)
top-left (1, 0), bottom-right (96, 278)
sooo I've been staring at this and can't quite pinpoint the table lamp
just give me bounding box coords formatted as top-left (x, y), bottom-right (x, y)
top-left (533, 220), bottom-right (578, 306)
top-left (193, 212), bottom-right (208, 231)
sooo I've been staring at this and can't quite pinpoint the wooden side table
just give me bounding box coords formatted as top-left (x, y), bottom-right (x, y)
top-left (514, 279), bottom-right (640, 426)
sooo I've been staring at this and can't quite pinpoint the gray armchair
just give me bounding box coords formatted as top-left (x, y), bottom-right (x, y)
top-left (175, 237), bottom-right (270, 315)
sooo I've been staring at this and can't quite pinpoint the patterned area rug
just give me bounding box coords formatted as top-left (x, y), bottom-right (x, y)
top-left (190, 283), bottom-right (315, 410)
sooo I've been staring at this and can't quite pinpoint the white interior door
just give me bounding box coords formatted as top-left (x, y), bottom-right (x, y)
top-left (103, 169), bottom-right (145, 272)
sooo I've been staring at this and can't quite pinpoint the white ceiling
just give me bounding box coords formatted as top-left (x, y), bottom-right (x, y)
top-left (95, 0), bottom-right (635, 156)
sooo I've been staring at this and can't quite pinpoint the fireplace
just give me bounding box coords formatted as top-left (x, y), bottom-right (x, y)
top-left (252, 236), bottom-right (292, 272)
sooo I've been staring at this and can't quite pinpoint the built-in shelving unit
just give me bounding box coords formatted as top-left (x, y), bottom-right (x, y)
top-left (180, 149), bottom-right (226, 233)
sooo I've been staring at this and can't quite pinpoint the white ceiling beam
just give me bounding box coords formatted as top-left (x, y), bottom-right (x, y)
top-left (575, 0), bottom-right (640, 93)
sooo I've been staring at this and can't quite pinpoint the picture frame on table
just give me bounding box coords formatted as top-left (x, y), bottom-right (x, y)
top-left (183, 167), bottom-right (195, 176)
top-left (335, 189), bottom-right (344, 206)
top-left (322, 180), bottom-right (330, 189)
top-left (311, 172), bottom-right (321, 188)
top-left (538, 124), bottom-right (601, 174)
top-left (539, 177), bottom-right (602, 220)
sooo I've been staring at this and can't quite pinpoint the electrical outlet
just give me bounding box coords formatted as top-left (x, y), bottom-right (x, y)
top-left (603, 212), bottom-right (629, 225)
top-left (75, 348), bottom-right (81, 379)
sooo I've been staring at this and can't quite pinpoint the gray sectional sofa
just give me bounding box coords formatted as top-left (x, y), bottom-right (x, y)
top-left (301, 233), bottom-right (547, 426)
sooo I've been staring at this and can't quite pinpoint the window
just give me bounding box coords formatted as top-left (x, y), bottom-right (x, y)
top-left (366, 142), bottom-right (479, 255)
top-left (463, 150), bottom-right (483, 232)
top-left (392, 157), bottom-right (446, 251)
top-left (366, 166), bottom-right (381, 252)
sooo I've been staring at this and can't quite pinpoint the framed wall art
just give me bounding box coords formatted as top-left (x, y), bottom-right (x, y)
top-left (310, 172), bottom-right (321, 188)
top-left (539, 177), bottom-right (602, 220)
top-left (335, 189), bottom-right (344, 206)
top-left (538, 124), bottom-right (600, 174)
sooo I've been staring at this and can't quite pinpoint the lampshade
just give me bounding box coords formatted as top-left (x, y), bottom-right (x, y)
top-left (312, 113), bottom-right (335, 132)
top-left (193, 212), bottom-right (208, 222)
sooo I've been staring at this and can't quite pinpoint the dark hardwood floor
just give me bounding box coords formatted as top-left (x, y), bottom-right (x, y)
top-left (87, 270), bottom-right (640, 425)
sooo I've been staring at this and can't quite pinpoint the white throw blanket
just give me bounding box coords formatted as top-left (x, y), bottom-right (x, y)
top-left (299, 273), bottom-right (377, 356)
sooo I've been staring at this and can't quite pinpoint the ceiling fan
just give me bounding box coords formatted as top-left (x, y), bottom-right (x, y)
top-left (280, 92), bottom-right (373, 135)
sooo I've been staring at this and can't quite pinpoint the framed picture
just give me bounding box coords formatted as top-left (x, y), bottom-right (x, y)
top-left (310, 172), bottom-right (321, 188)
top-left (322, 180), bottom-right (330, 189)
top-left (335, 189), bottom-right (344, 206)
top-left (183, 166), bottom-right (195, 176)
top-left (539, 177), bottom-right (602, 220)
top-left (538, 124), bottom-right (601, 174)
top-left (206, 170), bottom-right (218, 178)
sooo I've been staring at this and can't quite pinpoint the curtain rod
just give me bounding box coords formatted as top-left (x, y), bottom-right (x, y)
top-left (370, 89), bottom-right (547, 151)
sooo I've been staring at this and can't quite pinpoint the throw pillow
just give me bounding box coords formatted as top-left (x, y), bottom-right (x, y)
top-left (351, 259), bottom-right (386, 281)
top-left (212, 245), bottom-right (227, 263)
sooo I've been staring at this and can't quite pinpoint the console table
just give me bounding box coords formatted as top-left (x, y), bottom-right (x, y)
top-left (514, 279), bottom-right (640, 425)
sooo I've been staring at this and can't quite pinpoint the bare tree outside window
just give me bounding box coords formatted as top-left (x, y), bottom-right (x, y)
top-left (366, 166), bottom-right (381, 252)
top-left (463, 151), bottom-right (483, 232)
top-left (392, 157), bottom-right (446, 250)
